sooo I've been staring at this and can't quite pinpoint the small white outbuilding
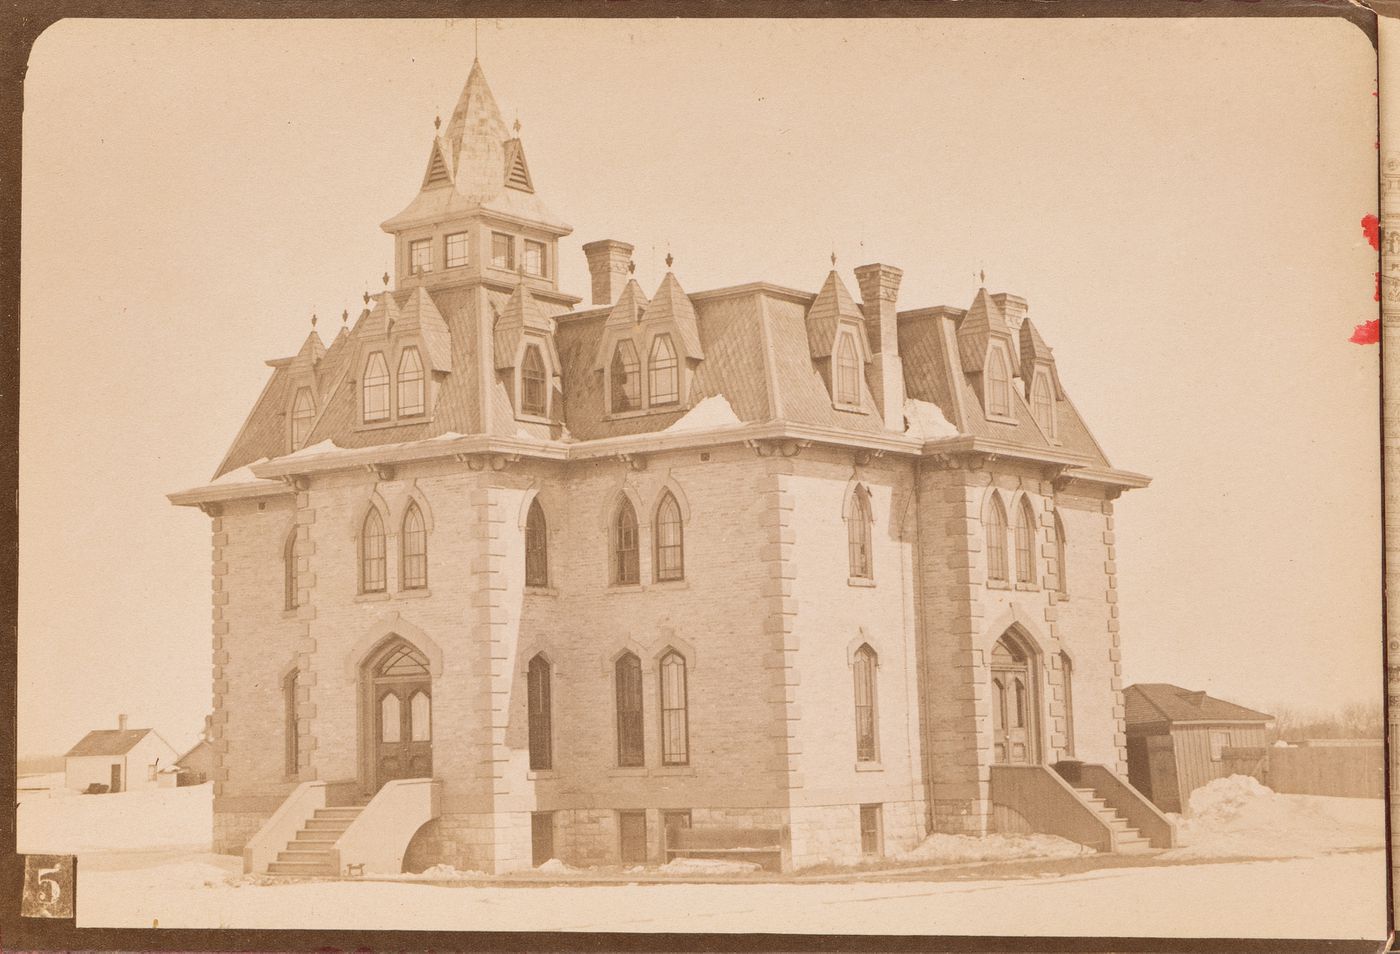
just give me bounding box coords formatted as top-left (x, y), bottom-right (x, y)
top-left (63, 715), bottom-right (180, 793)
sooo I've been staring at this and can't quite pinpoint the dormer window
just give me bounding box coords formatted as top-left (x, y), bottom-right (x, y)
top-left (492, 232), bottom-right (515, 270)
top-left (835, 332), bottom-right (861, 406)
top-left (1031, 369), bottom-right (1055, 438)
top-left (290, 387), bottom-right (315, 450)
top-left (524, 240), bottom-right (547, 278)
top-left (446, 232), bottom-right (469, 268)
top-left (986, 345), bottom-right (1012, 418)
top-left (521, 344), bottom-right (547, 417)
top-left (610, 340), bottom-right (641, 412)
top-left (648, 334), bottom-right (679, 406)
top-left (409, 239), bottom-right (432, 275)
top-left (362, 352), bottom-right (390, 423)
top-left (397, 347), bottom-right (425, 417)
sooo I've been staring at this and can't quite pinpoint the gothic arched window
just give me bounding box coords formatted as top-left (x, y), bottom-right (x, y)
top-left (986, 346), bottom-right (1011, 417)
top-left (612, 498), bottom-right (640, 585)
top-left (853, 644), bottom-right (878, 761)
top-left (615, 652), bottom-right (644, 766)
top-left (610, 340), bottom-right (641, 413)
top-left (363, 352), bottom-right (390, 423)
top-left (401, 502), bottom-right (427, 590)
top-left (660, 650), bottom-right (689, 766)
top-left (835, 332), bottom-right (860, 405)
top-left (283, 669), bottom-right (300, 776)
top-left (986, 494), bottom-right (1009, 584)
top-left (397, 347), bottom-right (425, 417)
top-left (527, 654), bottom-right (552, 771)
top-left (1014, 497), bottom-right (1037, 584)
top-left (848, 485), bottom-right (873, 580)
top-left (521, 344), bottom-right (547, 417)
top-left (291, 387), bottom-right (315, 450)
top-left (654, 491), bottom-right (684, 582)
top-left (1054, 512), bottom-right (1069, 597)
top-left (360, 509), bottom-right (386, 593)
top-left (525, 498), bottom-right (549, 588)
top-left (283, 529), bottom-right (300, 611)
top-left (1060, 652), bottom-right (1076, 758)
top-left (648, 334), bottom-right (679, 406)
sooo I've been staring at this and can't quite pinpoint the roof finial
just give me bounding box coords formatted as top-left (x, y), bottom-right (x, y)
top-left (363, 288), bottom-right (371, 305)
top-left (382, 271), bottom-right (390, 287)
top-left (311, 311), bottom-right (317, 328)
top-left (831, 249), bottom-right (837, 269)
top-left (474, 18), bottom-right (479, 62)
top-left (513, 113), bottom-right (521, 136)
top-left (342, 308), bottom-right (349, 324)
top-left (979, 268), bottom-right (986, 286)
top-left (628, 260), bottom-right (636, 275)
top-left (665, 252), bottom-right (674, 269)
top-left (434, 114), bottom-right (441, 131)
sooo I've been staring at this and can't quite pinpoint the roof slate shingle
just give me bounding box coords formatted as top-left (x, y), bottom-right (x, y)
top-left (1124, 683), bottom-right (1275, 727)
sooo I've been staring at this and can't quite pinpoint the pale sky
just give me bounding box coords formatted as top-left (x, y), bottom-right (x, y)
top-left (18, 17), bottom-right (1381, 756)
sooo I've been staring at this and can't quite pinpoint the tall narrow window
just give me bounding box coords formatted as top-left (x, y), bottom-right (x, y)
top-left (615, 652), bottom-right (644, 766)
top-left (525, 499), bottom-right (548, 587)
top-left (654, 492), bottom-right (684, 582)
top-left (610, 340), bottom-right (640, 412)
top-left (283, 669), bottom-right (299, 776)
top-left (521, 344), bottom-right (547, 417)
top-left (986, 346), bottom-right (1011, 417)
top-left (1013, 677), bottom-right (1027, 728)
top-left (612, 498), bottom-right (639, 585)
top-left (397, 347), bottom-right (425, 417)
top-left (445, 231), bottom-right (469, 268)
top-left (660, 651), bottom-right (689, 765)
top-left (859, 804), bottom-right (883, 856)
top-left (290, 387), bottom-right (315, 450)
top-left (1031, 371), bottom-right (1055, 436)
top-left (362, 352), bottom-right (390, 423)
top-left (409, 238), bottom-right (432, 275)
top-left (528, 654), bottom-right (552, 770)
top-left (1014, 498), bottom-right (1036, 584)
top-left (361, 509), bottom-right (386, 593)
top-left (401, 502), bottom-right (427, 590)
top-left (491, 232), bottom-right (515, 270)
top-left (523, 239), bottom-right (546, 277)
top-left (1060, 652), bottom-right (1075, 758)
top-left (283, 529), bottom-right (300, 611)
top-left (410, 690), bottom-right (431, 742)
top-left (1054, 512), bottom-right (1068, 597)
top-left (986, 495), bottom-right (1009, 583)
top-left (848, 486), bottom-right (873, 580)
top-left (835, 332), bottom-right (860, 405)
top-left (853, 644), bottom-right (878, 762)
top-left (648, 334), bottom-right (679, 406)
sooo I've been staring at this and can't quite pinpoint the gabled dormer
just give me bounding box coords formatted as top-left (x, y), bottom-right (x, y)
top-left (594, 278), bottom-right (650, 415)
top-left (1020, 317), bottom-right (1061, 441)
top-left (283, 327), bottom-right (326, 451)
top-left (593, 268), bottom-right (705, 417)
top-left (806, 269), bottom-right (871, 413)
top-left (494, 280), bottom-right (560, 422)
top-left (352, 288), bottom-right (452, 428)
top-left (957, 288), bottom-right (1018, 423)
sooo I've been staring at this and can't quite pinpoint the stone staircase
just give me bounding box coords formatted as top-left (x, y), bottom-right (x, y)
top-left (265, 806), bottom-right (364, 877)
top-left (1069, 786), bottom-right (1153, 853)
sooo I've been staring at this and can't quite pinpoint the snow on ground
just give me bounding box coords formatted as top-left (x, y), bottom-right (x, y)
top-left (663, 395), bottom-right (742, 433)
top-left (894, 831), bottom-right (1092, 865)
top-left (18, 782), bottom-right (213, 854)
top-left (654, 857), bottom-right (760, 875)
top-left (1162, 775), bottom-right (1384, 861)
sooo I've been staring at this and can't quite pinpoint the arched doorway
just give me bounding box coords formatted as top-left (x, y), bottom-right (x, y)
top-left (991, 631), bottom-right (1039, 765)
top-left (362, 638), bottom-right (433, 792)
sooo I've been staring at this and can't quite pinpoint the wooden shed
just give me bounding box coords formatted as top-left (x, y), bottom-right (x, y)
top-left (63, 714), bottom-right (180, 793)
top-left (1124, 683), bottom-right (1274, 813)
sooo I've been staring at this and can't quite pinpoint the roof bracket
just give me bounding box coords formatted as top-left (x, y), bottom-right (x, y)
top-left (364, 463), bottom-right (395, 482)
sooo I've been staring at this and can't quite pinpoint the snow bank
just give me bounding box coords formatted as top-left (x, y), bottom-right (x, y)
top-left (894, 831), bottom-right (1092, 865)
top-left (387, 864), bottom-right (489, 881)
top-left (656, 857), bottom-right (761, 875)
top-left (1162, 774), bottom-right (1383, 861)
top-left (18, 782), bottom-right (213, 854)
top-left (663, 395), bottom-right (742, 433)
top-left (904, 399), bottom-right (959, 441)
top-left (536, 858), bottom-right (573, 874)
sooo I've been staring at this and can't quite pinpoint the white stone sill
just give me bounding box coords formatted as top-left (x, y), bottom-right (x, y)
top-left (831, 402), bottom-right (870, 415)
top-left (855, 762), bottom-right (884, 773)
top-left (1014, 582), bottom-right (1041, 593)
top-left (354, 591), bottom-right (391, 603)
top-left (986, 581), bottom-right (1012, 591)
top-left (525, 586), bottom-right (559, 598)
top-left (603, 403), bottom-right (688, 422)
top-left (848, 577), bottom-right (876, 588)
top-left (527, 769), bottom-right (557, 781)
top-left (352, 414), bottom-right (436, 433)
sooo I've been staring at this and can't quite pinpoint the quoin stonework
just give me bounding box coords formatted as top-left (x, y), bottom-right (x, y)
top-left (170, 57), bottom-right (1172, 876)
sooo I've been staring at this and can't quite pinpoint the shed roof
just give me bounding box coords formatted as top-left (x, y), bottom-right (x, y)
top-left (1124, 683), bottom-right (1275, 727)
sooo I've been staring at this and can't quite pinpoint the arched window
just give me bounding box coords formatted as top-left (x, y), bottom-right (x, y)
top-left (610, 340), bottom-right (640, 412)
top-left (986, 346), bottom-right (1011, 417)
top-left (1031, 371), bottom-right (1055, 436)
top-left (648, 334), bottom-right (679, 406)
top-left (1054, 512), bottom-right (1068, 597)
top-left (660, 651), bottom-right (689, 765)
top-left (1014, 497), bottom-right (1037, 584)
top-left (528, 654), bottom-right (552, 770)
top-left (410, 690), bottom-right (431, 742)
top-left (521, 344), bottom-right (547, 417)
top-left (1060, 652), bottom-right (1075, 757)
top-left (1013, 676), bottom-right (1027, 729)
top-left (397, 347), bottom-right (425, 417)
top-left (283, 669), bottom-right (299, 776)
top-left (986, 495), bottom-right (1009, 583)
top-left (360, 509), bottom-right (386, 593)
top-left (380, 692), bottom-right (401, 743)
top-left (835, 332), bottom-right (860, 405)
top-left (848, 486), bottom-right (873, 580)
top-left (615, 652), bottom-right (644, 766)
top-left (525, 499), bottom-right (548, 588)
top-left (363, 352), bottom-right (390, 423)
top-left (290, 387), bottom-right (315, 450)
top-left (401, 502), bottom-right (427, 590)
top-left (283, 529), bottom-right (300, 611)
top-left (853, 644), bottom-right (878, 762)
top-left (612, 498), bottom-right (639, 585)
top-left (654, 491), bottom-right (684, 582)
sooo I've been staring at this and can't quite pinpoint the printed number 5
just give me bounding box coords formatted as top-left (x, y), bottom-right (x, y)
top-left (35, 866), bottom-right (61, 904)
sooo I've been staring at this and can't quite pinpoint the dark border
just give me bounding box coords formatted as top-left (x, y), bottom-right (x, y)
top-left (0, 1), bottom-right (1386, 952)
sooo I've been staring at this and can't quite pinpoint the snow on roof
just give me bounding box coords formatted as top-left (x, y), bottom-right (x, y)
top-left (662, 395), bottom-right (742, 434)
top-left (904, 399), bottom-right (959, 441)
top-left (209, 458), bottom-right (275, 485)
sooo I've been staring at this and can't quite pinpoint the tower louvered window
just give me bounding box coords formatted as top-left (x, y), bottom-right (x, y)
top-left (425, 149), bottom-right (451, 186)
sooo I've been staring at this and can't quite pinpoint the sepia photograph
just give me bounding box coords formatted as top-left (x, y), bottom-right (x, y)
top-left (13, 12), bottom-right (1387, 942)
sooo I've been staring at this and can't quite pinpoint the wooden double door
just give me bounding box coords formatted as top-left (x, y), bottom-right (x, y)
top-left (991, 633), bottom-right (1038, 765)
top-left (368, 641), bottom-right (433, 790)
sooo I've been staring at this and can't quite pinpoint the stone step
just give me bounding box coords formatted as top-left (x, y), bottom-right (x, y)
top-left (313, 808), bottom-right (363, 819)
top-left (303, 818), bottom-right (356, 832)
top-left (266, 860), bottom-right (338, 877)
top-left (277, 847), bottom-right (335, 864)
top-left (1115, 834), bottom-right (1153, 853)
top-left (292, 832), bottom-right (339, 846)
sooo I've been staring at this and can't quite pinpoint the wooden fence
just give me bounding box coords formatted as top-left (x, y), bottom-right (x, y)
top-left (1262, 744), bottom-right (1384, 798)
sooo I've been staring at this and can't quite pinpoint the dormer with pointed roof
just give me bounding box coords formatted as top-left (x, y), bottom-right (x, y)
top-left (806, 269), bottom-right (871, 413)
top-left (593, 268), bottom-right (707, 417)
top-left (958, 287), bottom-right (1019, 423)
top-left (282, 326), bottom-right (327, 451)
top-left (495, 280), bottom-right (560, 423)
top-left (1019, 316), bottom-right (1061, 441)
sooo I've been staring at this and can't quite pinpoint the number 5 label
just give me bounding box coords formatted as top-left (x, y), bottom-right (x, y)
top-left (21, 854), bottom-right (74, 919)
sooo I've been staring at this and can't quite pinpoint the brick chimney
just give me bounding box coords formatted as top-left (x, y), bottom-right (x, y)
top-left (854, 263), bottom-right (905, 432)
top-left (582, 240), bottom-right (635, 306)
top-left (118, 713), bottom-right (128, 731)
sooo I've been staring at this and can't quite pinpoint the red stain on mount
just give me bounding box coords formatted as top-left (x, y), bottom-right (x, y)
top-left (1363, 214), bottom-right (1380, 250)
top-left (1351, 319), bottom-right (1379, 345)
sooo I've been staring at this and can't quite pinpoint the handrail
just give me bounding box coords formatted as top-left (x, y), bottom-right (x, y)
top-left (333, 777), bottom-right (440, 876)
top-left (243, 781), bottom-right (327, 874)
top-left (990, 764), bottom-right (1114, 852)
top-left (1077, 763), bottom-right (1177, 848)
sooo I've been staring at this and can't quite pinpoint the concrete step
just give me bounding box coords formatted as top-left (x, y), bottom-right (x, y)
top-left (1115, 834), bottom-right (1154, 853)
top-left (303, 818), bottom-right (356, 832)
top-left (292, 832), bottom-right (338, 846)
top-left (266, 860), bottom-right (337, 876)
top-left (313, 808), bottom-right (362, 819)
top-left (277, 847), bottom-right (335, 864)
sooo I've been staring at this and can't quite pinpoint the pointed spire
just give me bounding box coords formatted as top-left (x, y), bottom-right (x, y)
top-left (645, 272), bottom-right (704, 360)
top-left (957, 287), bottom-right (1012, 373)
top-left (494, 280), bottom-right (554, 370)
top-left (804, 268), bottom-right (863, 359)
top-left (442, 58), bottom-right (509, 203)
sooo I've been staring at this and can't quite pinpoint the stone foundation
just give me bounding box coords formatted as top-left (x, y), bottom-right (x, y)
top-left (213, 810), bottom-right (270, 856)
top-left (789, 798), bottom-right (926, 869)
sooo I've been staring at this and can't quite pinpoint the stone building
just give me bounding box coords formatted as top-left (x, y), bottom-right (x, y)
top-left (170, 57), bottom-right (1170, 876)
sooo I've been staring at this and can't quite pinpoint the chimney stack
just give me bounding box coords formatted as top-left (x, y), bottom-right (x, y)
top-left (118, 713), bottom-right (128, 731)
top-left (991, 293), bottom-right (1028, 368)
top-left (582, 240), bottom-right (635, 306)
top-left (854, 263), bottom-right (906, 432)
